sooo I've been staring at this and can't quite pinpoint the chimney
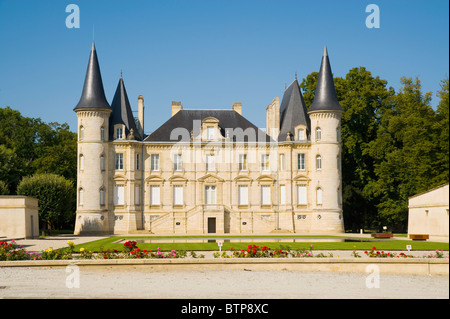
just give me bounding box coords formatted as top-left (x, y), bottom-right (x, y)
top-left (138, 95), bottom-right (144, 138)
top-left (232, 102), bottom-right (242, 115)
top-left (172, 101), bottom-right (182, 116)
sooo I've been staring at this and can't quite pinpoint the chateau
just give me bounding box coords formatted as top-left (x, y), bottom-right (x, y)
top-left (74, 43), bottom-right (344, 235)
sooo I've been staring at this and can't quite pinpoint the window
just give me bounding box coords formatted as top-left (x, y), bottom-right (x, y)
top-left (316, 188), bottom-right (323, 205)
top-left (173, 154), bottom-right (182, 171)
top-left (79, 188), bottom-right (84, 205)
top-left (100, 155), bottom-right (105, 171)
top-left (151, 154), bottom-right (160, 171)
top-left (238, 185), bottom-right (249, 205)
top-left (205, 186), bottom-right (217, 205)
top-left (100, 126), bottom-right (105, 141)
top-left (150, 186), bottom-right (161, 205)
top-left (261, 154), bottom-right (270, 171)
top-left (279, 154), bottom-right (285, 171)
top-left (116, 127), bottom-right (123, 139)
top-left (316, 127), bottom-right (322, 142)
top-left (114, 185), bottom-right (125, 205)
top-left (206, 126), bottom-right (214, 140)
top-left (99, 188), bottom-right (105, 205)
top-left (297, 153), bottom-right (305, 170)
top-left (297, 185), bottom-right (307, 205)
top-left (238, 154), bottom-right (248, 171)
top-left (336, 127), bottom-right (340, 142)
top-left (337, 187), bottom-right (342, 205)
top-left (79, 126), bottom-right (84, 140)
top-left (316, 155), bottom-right (322, 170)
top-left (297, 129), bottom-right (305, 141)
top-left (261, 185), bottom-right (271, 205)
top-left (206, 155), bottom-right (215, 171)
top-left (280, 185), bottom-right (286, 205)
top-left (115, 153), bottom-right (124, 170)
top-left (337, 155), bottom-right (340, 171)
top-left (136, 153), bottom-right (140, 171)
top-left (135, 185), bottom-right (140, 205)
top-left (79, 154), bottom-right (84, 170)
top-left (173, 186), bottom-right (183, 205)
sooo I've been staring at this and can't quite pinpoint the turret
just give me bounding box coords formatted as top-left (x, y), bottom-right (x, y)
top-left (308, 46), bottom-right (344, 233)
top-left (74, 42), bottom-right (112, 235)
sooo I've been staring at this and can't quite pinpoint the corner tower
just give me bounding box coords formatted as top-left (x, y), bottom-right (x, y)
top-left (308, 46), bottom-right (344, 233)
top-left (74, 42), bottom-right (112, 235)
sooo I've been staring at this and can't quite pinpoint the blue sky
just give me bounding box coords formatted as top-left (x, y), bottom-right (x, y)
top-left (0, 0), bottom-right (448, 134)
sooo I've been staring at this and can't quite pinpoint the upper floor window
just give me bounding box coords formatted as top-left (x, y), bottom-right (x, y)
top-left (238, 154), bottom-right (248, 171)
top-left (316, 127), bottom-right (322, 142)
top-left (136, 153), bottom-right (140, 171)
top-left (100, 126), bottom-right (105, 141)
top-left (173, 154), bottom-right (182, 171)
top-left (115, 153), bottom-right (124, 170)
top-left (151, 154), bottom-right (160, 171)
top-left (79, 188), bottom-right (84, 205)
top-left (297, 153), bottom-right (305, 170)
top-left (261, 154), bottom-right (270, 171)
top-left (279, 154), bottom-right (285, 171)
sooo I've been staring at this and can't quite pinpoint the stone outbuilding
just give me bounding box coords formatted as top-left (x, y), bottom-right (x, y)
top-left (408, 183), bottom-right (449, 240)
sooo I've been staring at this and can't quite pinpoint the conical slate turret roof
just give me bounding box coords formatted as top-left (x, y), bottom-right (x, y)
top-left (308, 46), bottom-right (343, 113)
top-left (109, 74), bottom-right (141, 140)
top-left (74, 42), bottom-right (111, 111)
top-left (278, 78), bottom-right (310, 141)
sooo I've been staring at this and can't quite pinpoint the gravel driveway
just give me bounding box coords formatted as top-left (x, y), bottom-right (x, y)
top-left (0, 266), bottom-right (448, 299)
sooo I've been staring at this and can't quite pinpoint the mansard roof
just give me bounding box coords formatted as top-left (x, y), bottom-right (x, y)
top-left (308, 46), bottom-right (343, 113)
top-left (144, 109), bottom-right (272, 143)
top-left (109, 74), bottom-right (141, 140)
top-left (278, 78), bottom-right (311, 141)
top-left (74, 42), bottom-right (111, 111)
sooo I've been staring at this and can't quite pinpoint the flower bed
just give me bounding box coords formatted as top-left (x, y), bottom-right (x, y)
top-left (0, 241), bottom-right (448, 261)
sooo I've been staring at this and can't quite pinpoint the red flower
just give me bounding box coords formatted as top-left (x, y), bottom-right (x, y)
top-left (372, 246), bottom-right (376, 250)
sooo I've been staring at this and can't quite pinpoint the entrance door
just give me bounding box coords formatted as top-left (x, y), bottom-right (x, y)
top-left (207, 217), bottom-right (216, 233)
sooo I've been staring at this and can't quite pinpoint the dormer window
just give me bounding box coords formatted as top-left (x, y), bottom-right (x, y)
top-left (114, 124), bottom-right (125, 140)
top-left (116, 127), bottom-right (123, 139)
top-left (207, 126), bottom-right (214, 140)
top-left (297, 129), bottom-right (305, 141)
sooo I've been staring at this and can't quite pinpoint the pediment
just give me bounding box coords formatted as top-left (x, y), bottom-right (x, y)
top-left (198, 173), bottom-right (224, 183)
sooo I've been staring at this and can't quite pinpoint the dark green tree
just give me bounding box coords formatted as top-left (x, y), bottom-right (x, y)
top-left (16, 173), bottom-right (74, 233)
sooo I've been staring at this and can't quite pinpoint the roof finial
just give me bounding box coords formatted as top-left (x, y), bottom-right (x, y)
top-left (120, 70), bottom-right (123, 79)
top-left (323, 44), bottom-right (328, 57)
top-left (295, 72), bottom-right (297, 81)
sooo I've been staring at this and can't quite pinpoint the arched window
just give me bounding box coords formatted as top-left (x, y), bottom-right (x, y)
top-left (79, 154), bottom-right (84, 170)
top-left (316, 187), bottom-right (323, 205)
top-left (80, 126), bottom-right (84, 140)
top-left (100, 155), bottom-right (105, 171)
top-left (316, 127), bottom-right (321, 142)
top-left (316, 155), bottom-right (322, 170)
top-left (79, 188), bottom-right (84, 205)
top-left (99, 188), bottom-right (105, 205)
top-left (100, 126), bottom-right (105, 141)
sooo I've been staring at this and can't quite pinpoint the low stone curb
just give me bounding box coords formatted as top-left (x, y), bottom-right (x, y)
top-left (1, 258), bottom-right (448, 275)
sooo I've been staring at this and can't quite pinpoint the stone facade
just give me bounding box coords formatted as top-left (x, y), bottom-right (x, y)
top-left (0, 196), bottom-right (39, 239)
top-left (73, 43), bottom-right (344, 235)
top-left (408, 183), bottom-right (449, 238)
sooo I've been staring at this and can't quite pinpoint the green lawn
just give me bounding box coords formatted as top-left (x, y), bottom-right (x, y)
top-left (72, 235), bottom-right (449, 253)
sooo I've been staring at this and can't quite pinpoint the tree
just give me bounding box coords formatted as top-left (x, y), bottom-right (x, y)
top-left (0, 180), bottom-right (8, 195)
top-left (16, 173), bottom-right (74, 233)
top-left (368, 77), bottom-right (443, 231)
